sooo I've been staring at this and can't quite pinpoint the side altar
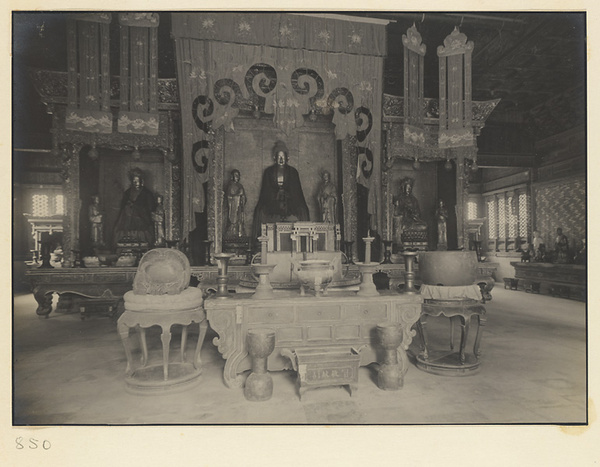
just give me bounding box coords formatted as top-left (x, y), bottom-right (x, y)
top-left (510, 261), bottom-right (586, 301)
top-left (203, 291), bottom-right (423, 389)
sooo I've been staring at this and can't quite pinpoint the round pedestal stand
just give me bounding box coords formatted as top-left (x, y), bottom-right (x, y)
top-left (415, 351), bottom-right (481, 376)
top-left (376, 323), bottom-right (403, 390)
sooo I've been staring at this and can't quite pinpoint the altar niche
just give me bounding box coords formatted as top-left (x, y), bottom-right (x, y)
top-left (78, 147), bottom-right (172, 258)
top-left (384, 159), bottom-right (438, 252)
top-left (219, 116), bottom-right (338, 251)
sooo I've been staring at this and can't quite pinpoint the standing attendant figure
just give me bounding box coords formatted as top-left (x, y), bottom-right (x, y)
top-left (89, 194), bottom-right (104, 247)
top-left (224, 169), bottom-right (247, 239)
top-left (317, 170), bottom-right (337, 224)
top-left (435, 198), bottom-right (448, 250)
top-left (152, 194), bottom-right (166, 247)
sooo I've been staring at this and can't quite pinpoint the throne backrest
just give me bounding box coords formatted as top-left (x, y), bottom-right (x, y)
top-left (132, 248), bottom-right (191, 295)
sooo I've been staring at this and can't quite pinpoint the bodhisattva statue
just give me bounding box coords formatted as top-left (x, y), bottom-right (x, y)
top-left (252, 140), bottom-right (309, 244)
top-left (392, 177), bottom-right (427, 246)
top-left (224, 169), bottom-right (247, 239)
top-left (113, 167), bottom-right (156, 246)
top-left (152, 194), bottom-right (166, 247)
top-left (317, 170), bottom-right (337, 224)
top-left (89, 194), bottom-right (104, 247)
top-left (435, 198), bottom-right (448, 250)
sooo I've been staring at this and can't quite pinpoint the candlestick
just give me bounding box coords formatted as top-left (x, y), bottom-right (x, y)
top-left (401, 251), bottom-right (419, 294)
top-left (258, 235), bottom-right (269, 265)
top-left (363, 235), bottom-right (375, 264)
top-left (252, 263), bottom-right (277, 299)
top-left (214, 253), bottom-right (234, 299)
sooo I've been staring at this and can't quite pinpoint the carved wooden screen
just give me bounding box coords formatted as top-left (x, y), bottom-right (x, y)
top-left (118, 13), bottom-right (160, 136)
top-left (65, 13), bottom-right (112, 133)
top-left (437, 27), bottom-right (474, 150)
top-left (402, 24), bottom-right (426, 157)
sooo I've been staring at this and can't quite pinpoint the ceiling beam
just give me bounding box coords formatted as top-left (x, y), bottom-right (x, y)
top-left (478, 153), bottom-right (536, 168)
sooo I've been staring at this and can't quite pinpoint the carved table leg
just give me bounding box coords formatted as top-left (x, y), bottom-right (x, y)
top-left (223, 349), bottom-right (248, 389)
top-left (450, 315), bottom-right (456, 350)
top-left (473, 314), bottom-right (487, 359)
top-left (33, 289), bottom-right (53, 318)
top-left (117, 322), bottom-right (134, 375)
top-left (138, 326), bottom-right (148, 367)
top-left (193, 320), bottom-right (209, 370)
top-left (181, 325), bottom-right (188, 362)
top-left (160, 326), bottom-right (172, 381)
top-left (459, 316), bottom-right (470, 365)
top-left (244, 329), bottom-right (276, 401)
top-left (418, 315), bottom-right (430, 360)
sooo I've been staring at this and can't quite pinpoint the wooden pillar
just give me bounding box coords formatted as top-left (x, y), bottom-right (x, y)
top-left (341, 135), bottom-right (358, 257)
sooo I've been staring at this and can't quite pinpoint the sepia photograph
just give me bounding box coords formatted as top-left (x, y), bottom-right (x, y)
top-left (8, 6), bottom-right (594, 464)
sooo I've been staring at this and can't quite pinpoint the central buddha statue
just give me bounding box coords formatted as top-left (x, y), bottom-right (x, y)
top-left (251, 140), bottom-right (310, 245)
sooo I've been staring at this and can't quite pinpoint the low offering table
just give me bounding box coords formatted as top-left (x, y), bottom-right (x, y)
top-left (203, 291), bottom-right (423, 389)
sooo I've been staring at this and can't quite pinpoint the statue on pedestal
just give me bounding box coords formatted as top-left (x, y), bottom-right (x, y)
top-left (252, 140), bottom-right (309, 244)
top-left (435, 198), bottom-right (448, 250)
top-left (89, 194), bottom-right (104, 247)
top-left (113, 167), bottom-right (156, 246)
top-left (224, 169), bottom-right (247, 239)
top-left (152, 194), bottom-right (166, 247)
top-left (392, 177), bottom-right (428, 247)
top-left (317, 170), bottom-right (337, 224)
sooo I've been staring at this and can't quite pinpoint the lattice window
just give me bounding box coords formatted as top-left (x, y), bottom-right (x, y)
top-left (32, 194), bottom-right (49, 217)
top-left (518, 192), bottom-right (530, 238)
top-left (55, 195), bottom-right (65, 215)
top-left (485, 190), bottom-right (531, 244)
top-left (498, 197), bottom-right (506, 238)
top-left (487, 199), bottom-right (497, 238)
top-left (507, 195), bottom-right (518, 238)
top-left (467, 200), bottom-right (478, 220)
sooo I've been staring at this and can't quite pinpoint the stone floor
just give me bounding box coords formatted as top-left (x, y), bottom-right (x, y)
top-left (12, 286), bottom-right (587, 425)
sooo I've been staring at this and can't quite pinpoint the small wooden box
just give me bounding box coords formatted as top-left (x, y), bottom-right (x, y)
top-left (291, 347), bottom-right (360, 400)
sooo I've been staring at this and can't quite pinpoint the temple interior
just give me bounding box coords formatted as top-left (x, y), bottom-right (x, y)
top-left (10, 10), bottom-right (589, 453)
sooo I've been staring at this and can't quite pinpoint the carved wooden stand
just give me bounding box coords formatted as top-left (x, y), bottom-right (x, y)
top-left (416, 299), bottom-right (486, 376)
top-left (244, 328), bottom-right (276, 401)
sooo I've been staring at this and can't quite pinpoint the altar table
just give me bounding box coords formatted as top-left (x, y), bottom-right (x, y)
top-left (203, 291), bottom-right (423, 389)
top-left (25, 264), bottom-right (410, 317)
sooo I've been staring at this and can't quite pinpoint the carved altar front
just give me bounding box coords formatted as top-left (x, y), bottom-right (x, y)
top-left (203, 291), bottom-right (423, 389)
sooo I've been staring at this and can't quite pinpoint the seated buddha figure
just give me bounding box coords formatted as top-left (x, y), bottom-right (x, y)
top-left (392, 177), bottom-right (428, 248)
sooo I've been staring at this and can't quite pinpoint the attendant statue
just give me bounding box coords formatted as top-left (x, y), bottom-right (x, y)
top-left (554, 227), bottom-right (569, 263)
top-left (317, 170), bottom-right (337, 224)
top-left (532, 230), bottom-right (543, 260)
top-left (252, 140), bottom-right (309, 243)
top-left (392, 177), bottom-right (428, 246)
top-left (435, 198), bottom-right (448, 249)
top-left (152, 194), bottom-right (166, 247)
top-left (224, 169), bottom-right (247, 239)
top-left (113, 167), bottom-right (156, 246)
top-left (88, 194), bottom-right (104, 247)
top-left (573, 239), bottom-right (586, 265)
